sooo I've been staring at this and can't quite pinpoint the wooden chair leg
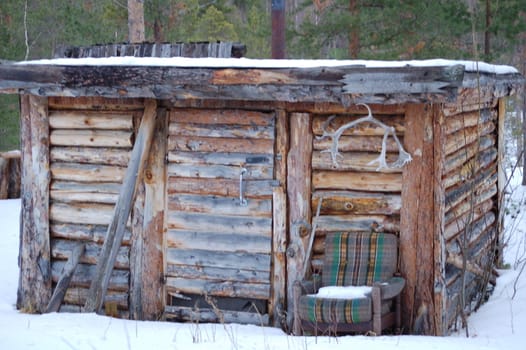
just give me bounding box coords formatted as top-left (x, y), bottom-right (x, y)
top-left (372, 285), bottom-right (381, 335)
top-left (292, 281), bottom-right (302, 335)
top-left (395, 294), bottom-right (401, 330)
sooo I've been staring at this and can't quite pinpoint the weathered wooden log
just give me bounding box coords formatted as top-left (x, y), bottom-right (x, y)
top-left (313, 170), bottom-right (402, 192)
top-left (50, 202), bottom-right (116, 225)
top-left (312, 190), bottom-right (401, 215)
top-left (444, 135), bottom-right (494, 174)
top-left (166, 211), bottom-right (272, 237)
top-left (443, 149), bottom-right (497, 189)
top-left (166, 230), bottom-right (271, 254)
top-left (167, 151), bottom-right (273, 167)
top-left (50, 147), bottom-right (131, 167)
top-left (442, 87), bottom-right (497, 116)
top-left (84, 100), bottom-right (157, 313)
top-left (167, 177), bottom-right (277, 198)
top-left (444, 109), bottom-right (495, 135)
top-left (49, 111), bottom-right (134, 130)
top-left (444, 122), bottom-right (495, 155)
top-left (65, 288), bottom-right (128, 309)
top-left (165, 277), bottom-right (270, 300)
top-left (51, 239), bottom-right (130, 269)
top-left (168, 135), bottom-right (274, 154)
top-left (165, 263), bottom-right (269, 284)
top-left (46, 243), bottom-right (85, 313)
top-left (312, 114), bottom-right (405, 136)
top-left (167, 162), bottom-right (273, 179)
top-left (50, 129), bottom-right (133, 148)
top-left (445, 167), bottom-right (497, 212)
top-left (312, 151), bottom-right (402, 172)
top-left (50, 180), bottom-right (122, 193)
top-left (169, 122), bottom-right (275, 139)
top-left (446, 211), bottom-right (496, 255)
top-left (51, 163), bottom-right (126, 183)
top-left (164, 306), bottom-right (269, 326)
top-left (48, 96), bottom-right (144, 110)
top-left (170, 108), bottom-right (274, 126)
top-left (168, 194), bottom-right (272, 217)
top-left (51, 261), bottom-right (129, 291)
top-left (50, 190), bottom-right (118, 204)
top-left (313, 135), bottom-right (400, 153)
top-left (17, 95), bottom-right (52, 313)
top-left (444, 184), bottom-right (496, 225)
top-left (165, 249), bottom-right (271, 272)
top-left (444, 199), bottom-right (494, 241)
top-left (50, 223), bottom-right (131, 245)
top-left (446, 253), bottom-right (496, 285)
top-left (313, 214), bottom-right (400, 233)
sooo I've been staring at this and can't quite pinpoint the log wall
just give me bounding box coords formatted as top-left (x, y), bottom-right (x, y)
top-left (441, 103), bottom-right (500, 331)
top-left (309, 107), bottom-right (404, 272)
top-left (47, 97), bottom-right (143, 315)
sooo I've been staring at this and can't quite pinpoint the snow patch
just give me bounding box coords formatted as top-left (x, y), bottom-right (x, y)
top-left (311, 286), bottom-right (373, 299)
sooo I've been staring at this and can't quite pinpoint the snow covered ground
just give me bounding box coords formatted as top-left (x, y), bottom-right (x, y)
top-left (0, 171), bottom-right (525, 350)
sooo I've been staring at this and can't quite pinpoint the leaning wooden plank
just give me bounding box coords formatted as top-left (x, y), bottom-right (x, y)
top-left (168, 194), bottom-right (272, 217)
top-left (50, 129), bottom-right (133, 148)
top-left (84, 100), bottom-right (157, 313)
top-left (165, 277), bottom-right (270, 300)
top-left (46, 243), bottom-right (85, 313)
top-left (164, 306), bottom-right (269, 326)
top-left (49, 111), bottom-right (133, 130)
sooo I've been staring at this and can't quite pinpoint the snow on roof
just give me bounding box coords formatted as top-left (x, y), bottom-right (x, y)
top-left (21, 56), bottom-right (519, 75)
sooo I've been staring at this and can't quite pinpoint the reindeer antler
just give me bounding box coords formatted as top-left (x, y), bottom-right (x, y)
top-left (318, 103), bottom-right (412, 171)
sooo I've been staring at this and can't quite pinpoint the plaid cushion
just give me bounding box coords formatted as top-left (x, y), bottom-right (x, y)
top-left (322, 232), bottom-right (398, 287)
top-left (298, 294), bottom-right (371, 324)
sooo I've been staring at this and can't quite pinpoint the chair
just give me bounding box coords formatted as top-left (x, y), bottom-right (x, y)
top-left (293, 231), bottom-right (405, 335)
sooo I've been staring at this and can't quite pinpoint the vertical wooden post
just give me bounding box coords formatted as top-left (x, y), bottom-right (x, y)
top-left (17, 95), bottom-right (51, 313)
top-left (400, 104), bottom-right (438, 335)
top-left (270, 110), bottom-right (288, 328)
top-left (271, 0), bottom-right (286, 59)
top-left (286, 112), bottom-right (312, 333)
top-left (497, 99), bottom-right (507, 265)
top-left (84, 100), bottom-right (157, 313)
top-left (130, 109), bottom-right (166, 320)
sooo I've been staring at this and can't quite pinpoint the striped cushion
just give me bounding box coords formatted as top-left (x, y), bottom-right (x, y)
top-left (298, 294), bottom-right (371, 324)
top-left (322, 232), bottom-right (397, 287)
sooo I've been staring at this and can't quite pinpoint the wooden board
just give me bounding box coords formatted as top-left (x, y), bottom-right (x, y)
top-left (49, 110), bottom-right (134, 130)
top-left (168, 194), bottom-right (272, 217)
top-left (311, 190), bottom-right (401, 215)
top-left (313, 171), bottom-right (402, 192)
top-left (50, 147), bottom-right (131, 167)
top-left (166, 230), bottom-right (271, 254)
top-left (165, 277), bottom-right (270, 300)
top-left (50, 129), bottom-right (133, 148)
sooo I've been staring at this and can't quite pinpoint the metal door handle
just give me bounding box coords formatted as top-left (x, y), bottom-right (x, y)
top-left (239, 168), bottom-right (248, 206)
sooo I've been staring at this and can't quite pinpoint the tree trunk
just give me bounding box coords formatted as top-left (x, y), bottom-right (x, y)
top-left (484, 0), bottom-right (491, 57)
top-left (128, 0), bottom-right (145, 43)
top-left (349, 0), bottom-right (360, 58)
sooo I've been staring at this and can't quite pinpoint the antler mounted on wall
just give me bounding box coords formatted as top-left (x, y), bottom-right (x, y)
top-left (317, 103), bottom-right (412, 171)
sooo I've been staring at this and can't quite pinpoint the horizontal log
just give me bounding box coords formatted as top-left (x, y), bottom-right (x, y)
top-left (313, 171), bottom-right (402, 192)
top-left (446, 211), bottom-right (496, 255)
top-left (167, 163), bottom-right (273, 179)
top-left (164, 306), bottom-right (268, 325)
top-left (312, 151), bottom-right (402, 172)
top-left (311, 190), bottom-right (401, 215)
top-left (445, 122), bottom-right (495, 155)
top-left (312, 114), bottom-right (405, 136)
top-left (50, 223), bottom-right (131, 245)
top-left (314, 135), bottom-right (400, 153)
top-left (50, 129), bottom-right (133, 148)
top-left (444, 109), bottom-right (496, 135)
top-left (165, 277), bottom-right (270, 300)
top-left (170, 109), bottom-right (274, 126)
top-left (166, 249), bottom-right (270, 272)
top-left (50, 190), bottom-right (118, 204)
top-left (49, 110), bottom-right (134, 130)
top-left (445, 184), bottom-right (496, 225)
top-left (442, 87), bottom-right (497, 116)
top-left (51, 163), bottom-right (126, 183)
top-left (166, 230), bottom-right (271, 254)
top-left (50, 180), bottom-right (122, 193)
top-left (168, 136), bottom-right (274, 154)
top-left (169, 122), bottom-right (274, 139)
top-left (50, 202), bottom-right (116, 225)
top-left (168, 194), bottom-right (272, 217)
top-left (444, 135), bottom-right (494, 174)
top-left (50, 147), bottom-right (131, 167)
top-left (167, 151), bottom-right (273, 167)
top-left (446, 253), bottom-right (496, 286)
top-left (63, 287), bottom-right (128, 309)
top-left (167, 177), bottom-right (277, 198)
top-left (165, 264), bottom-right (269, 284)
top-left (51, 239), bottom-right (129, 269)
top-left (52, 261), bottom-right (129, 291)
top-left (313, 214), bottom-right (400, 233)
top-left (49, 96), bottom-right (144, 110)
top-left (166, 211), bottom-right (272, 236)
top-left (445, 168), bottom-right (497, 212)
top-left (444, 199), bottom-right (495, 241)
top-left (443, 151), bottom-right (497, 189)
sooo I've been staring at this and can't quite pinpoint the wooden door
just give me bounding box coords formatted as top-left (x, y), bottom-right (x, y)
top-left (164, 108), bottom-right (277, 325)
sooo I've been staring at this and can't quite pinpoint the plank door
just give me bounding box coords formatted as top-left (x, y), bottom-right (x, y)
top-left (164, 108), bottom-right (276, 325)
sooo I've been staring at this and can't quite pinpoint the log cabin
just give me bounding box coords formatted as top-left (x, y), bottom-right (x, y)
top-left (0, 43), bottom-right (523, 335)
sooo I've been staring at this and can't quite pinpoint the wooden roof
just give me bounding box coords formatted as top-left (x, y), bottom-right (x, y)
top-left (0, 59), bottom-right (523, 105)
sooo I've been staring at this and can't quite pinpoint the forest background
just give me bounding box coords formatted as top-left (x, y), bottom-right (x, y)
top-left (1, 0), bottom-right (525, 154)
